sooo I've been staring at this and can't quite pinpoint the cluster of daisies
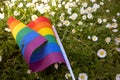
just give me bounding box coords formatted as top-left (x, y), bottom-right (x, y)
top-left (0, 7), bottom-right (4, 19)
top-left (65, 73), bottom-right (120, 80)
top-left (1, 0), bottom-right (120, 80)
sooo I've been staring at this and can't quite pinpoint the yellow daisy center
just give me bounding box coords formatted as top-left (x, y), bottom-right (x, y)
top-left (66, 22), bottom-right (69, 25)
top-left (93, 37), bottom-right (96, 40)
top-left (100, 50), bottom-right (104, 55)
top-left (80, 75), bottom-right (85, 79)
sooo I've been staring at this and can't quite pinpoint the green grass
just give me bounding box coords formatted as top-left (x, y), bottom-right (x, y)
top-left (0, 0), bottom-right (120, 80)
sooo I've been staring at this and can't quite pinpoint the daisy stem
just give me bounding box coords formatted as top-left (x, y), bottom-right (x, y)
top-left (6, 3), bottom-right (10, 18)
top-left (61, 27), bottom-right (68, 42)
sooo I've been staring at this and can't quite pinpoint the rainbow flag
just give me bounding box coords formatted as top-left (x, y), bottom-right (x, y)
top-left (7, 16), bottom-right (65, 72)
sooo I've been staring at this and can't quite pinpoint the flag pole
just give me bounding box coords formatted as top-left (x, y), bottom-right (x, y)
top-left (52, 26), bottom-right (76, 80)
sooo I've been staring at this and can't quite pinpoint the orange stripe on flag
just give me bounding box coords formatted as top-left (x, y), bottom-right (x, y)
top-left (9, 20), bottom-right (20, 31)
top-left (32, 22), bottom-right (52, 31)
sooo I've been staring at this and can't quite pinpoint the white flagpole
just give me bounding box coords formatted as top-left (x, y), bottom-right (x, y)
top-left (52, 26), bottom-right (76, 80)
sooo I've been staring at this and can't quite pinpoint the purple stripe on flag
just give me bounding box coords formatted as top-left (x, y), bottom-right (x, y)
top-left (29, 52), bottom-right (66, 72)
top-left (24, 36), bottom-right (47, 64)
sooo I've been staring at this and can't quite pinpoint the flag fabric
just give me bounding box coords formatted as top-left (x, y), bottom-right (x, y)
top-left (7, 16), bottom-right (65, 72)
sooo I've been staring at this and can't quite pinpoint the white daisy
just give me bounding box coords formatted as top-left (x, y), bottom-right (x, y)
top-left (82, 2), bottom-right (88, 8)
top-left (86, 7), bottom-right (92, 14)
top-left (90, 23), bottom-right (93, 25)
top-left (100, 2), bottom-right (104, 5)
top-left (14, 11), bottom-right (20, 16)
top-left (73, 13), bottom-right (78, 18)
top-left (69, 13), bottom-right (78, 20)
top-left (4, 28), bottom-right (11, 32)
top-left (72, 29), bottom-right (76, 33)
top-left (31, 15), bottom-right (38, 21)
top-left (103, 19), bottom-right (107, 23)
top-left (87, 13), bottom-right (93, 19)
top-left (117, 12), bottom-right (120, 16)
top-left (11, 0), bottom-right (16, 2)
top-left (90, 0), bottom-right (96, 3)
top-left (80, 7), bottom-right (86, 14)
top-left (65, 73), bottom-right (71, 79)
top-left (41, 0), bottom-right (49, 3)
top-left (27, 70), bottom-right (32, 74)
top-left (82, 15), bottom-right (87, 20)
top-left (67, 8), bottom-right (72, 14)
top-left (58, 4), bottom-right (62, 8)
top-left (106, 9), bottom-right (110, 13)
top-left (92, 35), bottom-right (98, 41)
top-left (93, 3), bottom-right (100, 9)
top-left (76, 0), bottom-right (79, 2)
top-left (115, 38), bottom-right (120, 45)
top-left (50, 11), bottom-right (55, 16)
top-left (62, 1), bottom-right (66, 5)
top-left (116, 74), bottom-right (120, 80)
top-left (63, 20), bottom-right (70, 26)
top-left (78, 73), bottom-right (88, 80)
top-left (26, 3), bottom-right (31, 7)
top-left (54, 63), bottom-right (58, 69)
top-left (112, 29), bottom-right (118, 33)
top-left (92, 6), bottom-right (97, 12)
top-left (78, 21), bottom-right (83, 25)
top-left (97, 49), bottom-right (107, 58)
top-left (58, 0), bottom-right (62, 3)
top-left (61, 13), bottom-right (65, 16)
top-left (97, 18), bottom-right (102, 24)
top-left (112, 19), bottom-right (117, 23)
top-left (105, 37), bottom-right (111, 44)
top-left (112, 23), bottom-right (118, 28)
top-left (18, 2), bottom-right (23, 8)
top-left (71, 2), bottom-right (77, 7)
top-left (32, 0), bottom-right (38, 3)
top-left (87, 36), bottom-right (91, 39)
top-left (0, 13), bottom-right (4, 19)
top-left (36, 76), bottom-right (40, 79)
top-left (0, 7), bottom-right (4, 12)
top-left (44, 5), bottom-right (50, 12)
top-left (57, 22), bottom-right (62, 27)
top-left (106, 23), bottom-right (112, 29)
top-left (52, 1), bottom-right (56, 6)
top-left (65, 3), bottom-right (70, 9)
top-left (59, 16), bottom-right (65, 22)
top-left (9, 2), bottom-right (15, 8)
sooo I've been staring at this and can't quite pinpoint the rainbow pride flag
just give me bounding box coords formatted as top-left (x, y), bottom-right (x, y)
top-left (7, 16), bottom-right (65, 72)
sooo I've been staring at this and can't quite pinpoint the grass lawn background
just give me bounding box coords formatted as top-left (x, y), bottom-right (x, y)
top-left (0, 0), bottom-right (120, 80)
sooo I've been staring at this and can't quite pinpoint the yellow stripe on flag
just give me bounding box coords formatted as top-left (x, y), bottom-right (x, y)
top-left (12, 22), bottom-right (26, 39)
top-left (38, 28), bottom-right (55, 36)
